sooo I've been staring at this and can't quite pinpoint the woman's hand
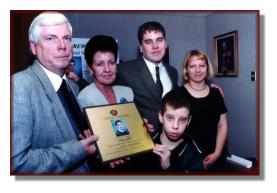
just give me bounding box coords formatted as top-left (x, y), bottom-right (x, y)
top-left (143, 118), bottom-right (155, 134)
top-left (109, 157), bottom-right (131, 168)
top-left (203, 152), bottom-right (220, 170)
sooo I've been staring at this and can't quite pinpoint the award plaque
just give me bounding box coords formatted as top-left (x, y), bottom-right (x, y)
top-left (84, 102), bottom-right (154, 163)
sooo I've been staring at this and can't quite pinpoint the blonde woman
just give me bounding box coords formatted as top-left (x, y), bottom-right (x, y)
top-left (176, 50), bottom-right (228, 171)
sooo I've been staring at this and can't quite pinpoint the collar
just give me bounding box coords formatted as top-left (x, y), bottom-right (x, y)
top-left (143, 57), bottom-right (163, 77)
top-left (155, 132), bottom-right (190, 157)
top-left (39, 63), bottom-right (67, 91)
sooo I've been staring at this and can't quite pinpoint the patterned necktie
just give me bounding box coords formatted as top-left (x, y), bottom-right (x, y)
top-left (155, 66), bottom-right (163, 96)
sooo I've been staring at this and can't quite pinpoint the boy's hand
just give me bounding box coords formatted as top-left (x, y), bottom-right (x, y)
top-left (153, 144), bottom-right (171, 170)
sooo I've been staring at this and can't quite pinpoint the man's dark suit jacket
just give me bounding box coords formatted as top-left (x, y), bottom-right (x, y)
top-left (116, 57), bottom-right (178, 136)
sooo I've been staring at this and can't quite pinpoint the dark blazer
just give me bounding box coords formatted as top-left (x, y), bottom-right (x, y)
top-left (116, 57), bottom-right (178, 135)
top-left (12, 60), bottom-right (90, 174)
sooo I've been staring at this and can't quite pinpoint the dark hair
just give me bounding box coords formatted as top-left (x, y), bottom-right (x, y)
top-left (115, 119), bottom-right (122, 126)
top-left (84, 35), bottom-right (118, 67)
top-left (160, 89), bottom-right (190, 115)
top-left (137, 21), bottom-right (166, 44)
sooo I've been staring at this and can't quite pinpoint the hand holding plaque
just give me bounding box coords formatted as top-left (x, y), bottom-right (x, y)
top-left (84, 102), bottom-right (154, 163)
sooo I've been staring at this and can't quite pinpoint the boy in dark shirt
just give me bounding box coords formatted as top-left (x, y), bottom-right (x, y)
top-left (150, 89), bottom-right (204, 172)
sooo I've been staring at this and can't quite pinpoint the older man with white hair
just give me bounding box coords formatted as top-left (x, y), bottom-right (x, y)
top-left (12, 11), bottom-right (98, 174)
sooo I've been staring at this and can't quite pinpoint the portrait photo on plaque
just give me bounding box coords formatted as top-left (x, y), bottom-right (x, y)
top-left (111, 119), bottom-right (130, 137)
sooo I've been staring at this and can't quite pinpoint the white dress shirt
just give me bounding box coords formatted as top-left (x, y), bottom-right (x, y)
top-left (40, 64), bottom-right (67, 91)
top-left (143, 57), bottom-right (172, 97)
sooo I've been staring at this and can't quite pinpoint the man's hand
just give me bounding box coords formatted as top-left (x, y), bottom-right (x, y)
top-left (80, 135), bottom-right (98, 156)
top-left (66, 67), bottom-right (80, 82)
top-left (210, 83), bottom-right (224, 97)
top-left (79, 129), bottom-right (92, 140)
top-left (79, 129), bottom-right (98, 156)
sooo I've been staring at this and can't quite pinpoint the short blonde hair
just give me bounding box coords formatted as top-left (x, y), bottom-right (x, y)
top-left (182, 49), bottom-right (214, 81)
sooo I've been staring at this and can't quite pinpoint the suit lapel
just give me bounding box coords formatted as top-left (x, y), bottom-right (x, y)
top-left (135, 58), bottom-right (162, 102)
top-left (164, 64), bottom-right (177, 89)
top-left (30, 61), bottom-right (77, 140)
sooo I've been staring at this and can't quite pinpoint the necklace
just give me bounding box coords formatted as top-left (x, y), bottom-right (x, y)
top-left (188, 83), bottom-right (207, 91)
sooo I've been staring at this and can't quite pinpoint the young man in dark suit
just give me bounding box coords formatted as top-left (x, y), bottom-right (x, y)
top-left (117, 21), bottom-right (178, 138)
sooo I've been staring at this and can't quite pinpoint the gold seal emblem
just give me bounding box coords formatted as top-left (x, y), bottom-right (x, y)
top-left (110, 109), bottom-right (118, 116)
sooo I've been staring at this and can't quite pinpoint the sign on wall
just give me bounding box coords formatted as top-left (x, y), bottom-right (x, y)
top-left (72, 38), bottom-right (94, 83)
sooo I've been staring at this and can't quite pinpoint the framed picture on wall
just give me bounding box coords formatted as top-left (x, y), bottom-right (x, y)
top-left (214, 30), bottom-right (239, 76)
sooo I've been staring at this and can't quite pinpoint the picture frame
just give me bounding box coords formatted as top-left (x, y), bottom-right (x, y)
top-left (214, 30), bottom-right (239, 76)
